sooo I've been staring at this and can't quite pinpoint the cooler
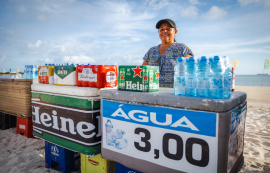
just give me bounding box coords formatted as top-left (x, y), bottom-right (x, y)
top-left (100, 88), bottom-right (247, 173)
top-left (31, 83), bottom-right (101, 156)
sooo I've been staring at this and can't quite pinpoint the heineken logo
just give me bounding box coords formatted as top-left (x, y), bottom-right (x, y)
top-left (155, 70), bottom-right (160, 79)
top-left (132, 66), bottom-right (143, 78)
top-left (31, 102), bottom-right (101, 146)
top-left (126, 81), bottom-right (148, 91)
top-left (143, 74), bottom-right (148, 81)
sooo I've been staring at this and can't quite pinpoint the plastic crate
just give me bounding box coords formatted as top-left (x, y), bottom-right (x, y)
top-left (0, 112), bottom-right (17, 130)
top-left (16, 116), bottom-right (34, 138)
top-left (45, 141), bottom-right (80, 173)
top-left (81, 154), bottom-right (114, 173)
top-left (115, 162), bottom-right (142, 173)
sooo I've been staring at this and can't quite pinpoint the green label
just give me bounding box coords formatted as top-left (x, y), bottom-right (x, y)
top-left (118, 65), bottom-right (159, 92)
top-left (54, 65), bottom-right (76, 79)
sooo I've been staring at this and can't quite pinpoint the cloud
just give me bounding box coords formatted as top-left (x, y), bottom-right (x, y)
top-left (63, 55), bottom-right (95, 64)
top-left (181, 6), bottom-right (198, 17)
top-left (28, 40), bottom-right (42, 48)
top-left (17, 5), bottom-right (27, 13)
top-left (189, 0), bottom-right (200, 5)
top-left (143, 0), bottom-right (170, 10)
top-left (238, 0), bottom-right (270, 6)
top-left (37, 14), bottom-right (46, 21)
top-left (203, 6), bottom-right (227, 19)
top-left (0, 55), bottom-right (6, 64)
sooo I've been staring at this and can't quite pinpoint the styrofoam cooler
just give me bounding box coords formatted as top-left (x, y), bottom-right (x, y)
top-left (100, 88), bottom-right (247, 173)
top-left (31, 84), bottom-right (101, 156)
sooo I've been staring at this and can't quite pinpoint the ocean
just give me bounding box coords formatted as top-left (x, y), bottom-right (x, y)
top-left (235, 75), bottom-right (270, 86)
top-left (1, 74), bottom-right (270, 86)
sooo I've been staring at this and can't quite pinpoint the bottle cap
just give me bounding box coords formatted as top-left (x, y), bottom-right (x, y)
top-left (177, 56), bottom-right (184, 62)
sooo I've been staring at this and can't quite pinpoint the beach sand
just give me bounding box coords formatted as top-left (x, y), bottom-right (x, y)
top-left (0, 86), bottom-right (269, 173)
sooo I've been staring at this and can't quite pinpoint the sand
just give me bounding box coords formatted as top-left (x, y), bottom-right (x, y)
top-left (0, 86), bottom-right (270, 173)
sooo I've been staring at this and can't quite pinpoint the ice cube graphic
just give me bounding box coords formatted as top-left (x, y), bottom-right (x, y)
top-left (115, 138), bottom-right (128, 149)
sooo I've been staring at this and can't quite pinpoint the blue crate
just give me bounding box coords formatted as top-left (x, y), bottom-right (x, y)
top-left (115, 162), bottom-right (142, 173)
top-left (45, 141), bottom-right (80, 173)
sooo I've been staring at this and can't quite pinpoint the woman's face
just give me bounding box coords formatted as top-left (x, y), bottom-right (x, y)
top-left (158, 23), bottom-right (177, 44)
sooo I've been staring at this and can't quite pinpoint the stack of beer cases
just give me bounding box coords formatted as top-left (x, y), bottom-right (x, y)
top-left (32, 64), bottom-right (118, 172)
top-left (0, 78), bottom-right (34, 137)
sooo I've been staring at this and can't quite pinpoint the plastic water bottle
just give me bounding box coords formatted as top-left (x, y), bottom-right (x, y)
top-left (29, 65), bottom-right (33, 79)
top-left (24, 65), bottom-right (27, 79)
top-left (185, 57), bottom-right (197, 97)
top-left (209, 56), bottom-right (225, 99)
top-left (33, 65), bottom-right (38, 79)
top-left (196, 56), bottom-right (210, 98)
top-left (223, 56), bottom-right (232, 98)
top-left (174, 57), bottom-right (186, 96)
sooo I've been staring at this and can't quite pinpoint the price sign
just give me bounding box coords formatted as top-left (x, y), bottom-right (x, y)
top-left (102, 100), bottom-right (218, 173)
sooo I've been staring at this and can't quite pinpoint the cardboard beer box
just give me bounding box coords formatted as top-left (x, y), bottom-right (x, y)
top-left (38, 66), bottom-right (54, 84)
top-left (118, 65), bottom-right (159, 92)
top-left (76, 65), bottom-right (118, 88)
top-left (54, 65), bottom-right (76, 86)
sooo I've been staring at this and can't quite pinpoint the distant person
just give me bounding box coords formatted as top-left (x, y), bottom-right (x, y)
top-left (142, 19), bottom-right (194, 88)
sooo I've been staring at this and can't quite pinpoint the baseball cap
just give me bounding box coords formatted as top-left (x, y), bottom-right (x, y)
top-left (156, 19), bottom-right (176, 29)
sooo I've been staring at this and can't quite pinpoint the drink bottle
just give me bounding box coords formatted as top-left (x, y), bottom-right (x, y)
top-left (223, 56), bottom-right (232, 98)
top-left (196, 56), bottom-right (210, 98)
top-left (24, 65), bottom-right (27, 79)
top-left (174, 57), bottom-right (186, 96)
top-left (209, 56), bottom-right (224, 99)
top-left (185, 57), bottom-right (197, 97)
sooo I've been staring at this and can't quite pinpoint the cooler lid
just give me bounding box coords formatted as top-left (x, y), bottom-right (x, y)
top-left (100, 88), bottom-right (247, 113)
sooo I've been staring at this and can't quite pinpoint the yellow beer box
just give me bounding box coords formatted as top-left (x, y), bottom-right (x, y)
top-left (38, 66), bottom-right (54, 84)
top-left (54, 65), bottom-right (76, 86)
top-left (81, 154), bottom-right (114, 173)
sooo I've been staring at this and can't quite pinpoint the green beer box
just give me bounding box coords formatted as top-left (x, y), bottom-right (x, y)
top-left (54, 65), bottom-right (76, 86)
top-left (118, 65), bottom-right (159, 92)
top-left (31, 91), bottom-right (101, 157)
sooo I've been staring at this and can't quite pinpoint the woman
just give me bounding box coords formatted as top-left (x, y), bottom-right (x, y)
top-left (142, 19), bottom-right (194, 88)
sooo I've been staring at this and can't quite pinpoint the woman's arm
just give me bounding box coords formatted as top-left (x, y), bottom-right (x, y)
top-left (142, 60), bottom-right (148, 65)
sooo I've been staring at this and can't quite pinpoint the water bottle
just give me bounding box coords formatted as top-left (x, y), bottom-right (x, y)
top-left (196, 56), bottom-right (210, 98)
top-left (209, 56), bottom-right (225, 99)
top-left (223, 56), bottom-right (232, 98)
top-left (29, 65), bottom-right (33, 79)
top-left (24, 65), bottom-right (27, 79)
top-left (185, 57), bottom-right (197, 97)
top-left (174, 57), bottom-right (186, 96)
top-left (33, 65), bottom-right (38, 79)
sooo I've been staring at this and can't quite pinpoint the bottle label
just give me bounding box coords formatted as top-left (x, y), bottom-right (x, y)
top-left (197, 77), bottom-right (209, 89)
top-left (224, 77), bottom-right (232, 89)
top-left (209, 77), bottom-right (223, 89)
top-left (106, 71), bottom-right (117, 83)
top-left (186, 77), bottom-right (196, 88)
top-left (39, 67), bottom-right (48, 76)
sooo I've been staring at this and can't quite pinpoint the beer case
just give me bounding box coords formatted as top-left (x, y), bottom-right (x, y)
top-left (118, 65), bottom-right (159, 92)
top-left (38, 66), bottom-right (54, 84)
top-left (31, 90), bottom-right (101, 156)
top-left (54, 65), bottom-right (76, 86)
top-left (76, 65), bottom-right (118, 88)
top-left (81, 154), bottom-right (115, 173)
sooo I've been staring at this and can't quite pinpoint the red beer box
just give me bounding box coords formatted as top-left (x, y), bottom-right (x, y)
top-left (76, 65), bottom-right (117, 88)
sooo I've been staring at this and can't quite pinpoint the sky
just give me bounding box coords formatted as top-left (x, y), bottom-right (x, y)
top-left (0, 0), bottom-right (270, 75)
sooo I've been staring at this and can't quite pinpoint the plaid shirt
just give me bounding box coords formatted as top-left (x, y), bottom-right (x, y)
top-left (143, 42), bottom-right (193, 88)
